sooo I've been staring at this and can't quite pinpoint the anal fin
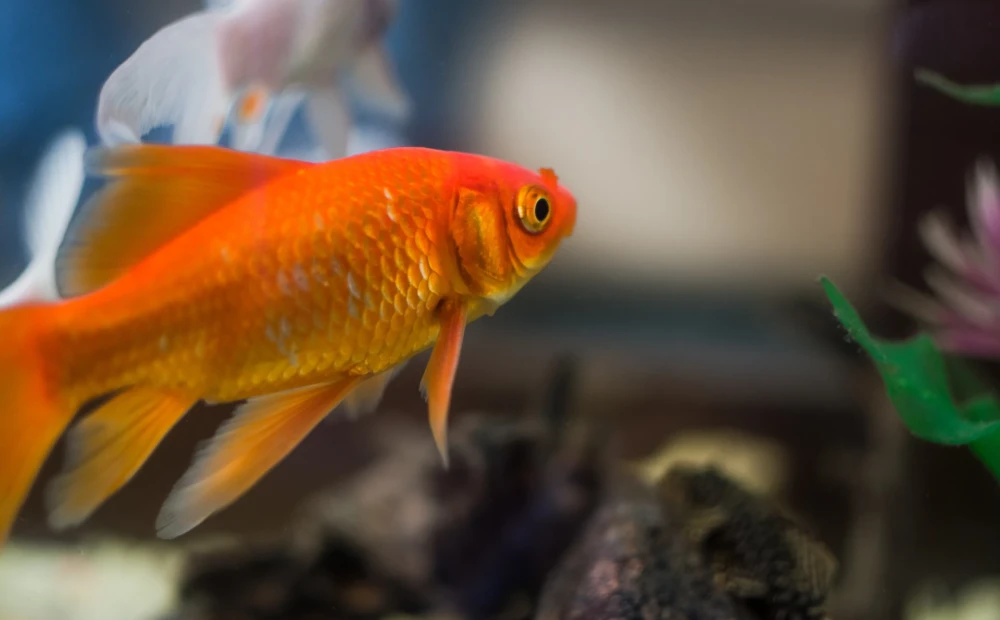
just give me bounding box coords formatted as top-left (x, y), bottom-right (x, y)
top-left (156, 377), bottom-right (361, 539)
top-left (46, 386), bottom-right (197, 530)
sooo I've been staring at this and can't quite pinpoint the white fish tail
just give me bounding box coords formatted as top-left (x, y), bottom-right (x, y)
top-left (231, 91), bottom-right (306, 155)
top-left (96, 11), bottom-right (231, 146)
top-left (0, 129), bottom-right (86, 307)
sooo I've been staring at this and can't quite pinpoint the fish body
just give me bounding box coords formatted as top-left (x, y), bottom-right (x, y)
top-left (0, 144), bottom-right (576, 548)
top-left (97, 0), bottom-right (407, 156)
top-left (53, 149), bottom-right (503, 403)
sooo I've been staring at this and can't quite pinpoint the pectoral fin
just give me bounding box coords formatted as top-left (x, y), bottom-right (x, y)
top-left (156, 378), bottom-right (360, 539)
top-left (419, 301), bottom-right (468, 468)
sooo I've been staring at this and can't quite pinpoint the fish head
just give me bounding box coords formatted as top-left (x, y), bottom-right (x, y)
top-left (450, 156), bottom-right (577, 306)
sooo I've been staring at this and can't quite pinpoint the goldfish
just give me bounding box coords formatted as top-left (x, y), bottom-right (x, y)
top-left (0, 128), bottom-right (85, 308)
top-left (97, 0), bottom-right (409, 157)
top-left (0, 143), bottom-right (577, 548)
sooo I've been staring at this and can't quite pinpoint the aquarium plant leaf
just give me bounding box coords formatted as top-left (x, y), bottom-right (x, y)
top-left (915, 68), bottom-right (1000, 106)
top-left (820, 276), bottom-right (1000, 480)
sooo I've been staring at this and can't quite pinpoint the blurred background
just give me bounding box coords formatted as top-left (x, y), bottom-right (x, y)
top-left (2, 0), bottom-right (1000, 619)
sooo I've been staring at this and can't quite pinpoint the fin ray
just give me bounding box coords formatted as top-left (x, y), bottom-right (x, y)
top-left (156, 378), bottom-right (360, 539)
top-left (46, 387), bottom-right (197, 530)
top-left (56, 144), bottom-right (311, 297)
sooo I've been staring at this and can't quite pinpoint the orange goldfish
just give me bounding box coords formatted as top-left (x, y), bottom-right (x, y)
top-left (0, 144), bottom-right (576, 547)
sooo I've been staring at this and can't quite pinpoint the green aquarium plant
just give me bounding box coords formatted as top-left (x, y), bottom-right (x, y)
top-left (821, 278), bottom-right (1000, 479)
top-left (915, 68), bottom-right (1000, 107)
top-left (823, 161), bottom-right (1000, 480)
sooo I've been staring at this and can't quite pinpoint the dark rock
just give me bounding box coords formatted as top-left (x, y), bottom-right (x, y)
top-left (657, 466), bottom-right (838, 620)
top-left (537, 479), bottom-right (752, 620)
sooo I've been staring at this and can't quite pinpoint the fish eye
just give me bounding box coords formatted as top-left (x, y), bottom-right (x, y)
top-left (534, 197), bottom-right (550, 223)
top-left (517, 187), bottom-right (552, 234)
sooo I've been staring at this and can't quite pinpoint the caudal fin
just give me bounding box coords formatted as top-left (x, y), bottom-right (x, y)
top-left (96, 11), bottom-right (230, 146)
top-left (0, 304), bottom-right (73, 548)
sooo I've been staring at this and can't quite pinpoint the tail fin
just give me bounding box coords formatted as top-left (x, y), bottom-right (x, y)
top-left (96, 11), bottom-right (230, 146)
top-left (0, 304), bottom-right (73, 548)
top-left (0, 129), bottom-right (86, 308)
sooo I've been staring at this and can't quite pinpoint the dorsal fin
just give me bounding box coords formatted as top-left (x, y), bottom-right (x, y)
top-left (56, 144), bottom-right (311, 297)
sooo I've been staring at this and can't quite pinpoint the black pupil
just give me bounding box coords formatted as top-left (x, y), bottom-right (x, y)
top-left (534, 197), bottom-right (550, 222)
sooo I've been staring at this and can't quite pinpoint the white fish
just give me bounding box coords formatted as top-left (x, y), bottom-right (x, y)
top-left (0, 128), bottom-right (86, 308)
top-left (96, 0), bottom-right (410, 158)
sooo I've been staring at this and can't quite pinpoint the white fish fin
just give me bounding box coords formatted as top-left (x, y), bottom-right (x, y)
top-left (347, 43), bottom-right (411, 121)
top-left (254, 91), bottom-right (307, 156)
top-left (229, 86), bottom-right (273, 152)
top-left (305, 86), bottom-right (351, 160)
top-left (204, 0), bottom-right (239, 10)
top-left (156, 378), bottom-right (361, 539)
top-left (0, 260), bottom-right (45, 309)
top-left (231, 90), bottom-right (306, 155)
top-left (344, 362), bottom-right (407, 419)
top-left (96, 11), bottom-right (230, 146)
top-left (214, 0), bottom-right (300, 92)
top-left (0, 128), bottom-right (86, 308)
top-left (25, 129), bottom-right (87, 258)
